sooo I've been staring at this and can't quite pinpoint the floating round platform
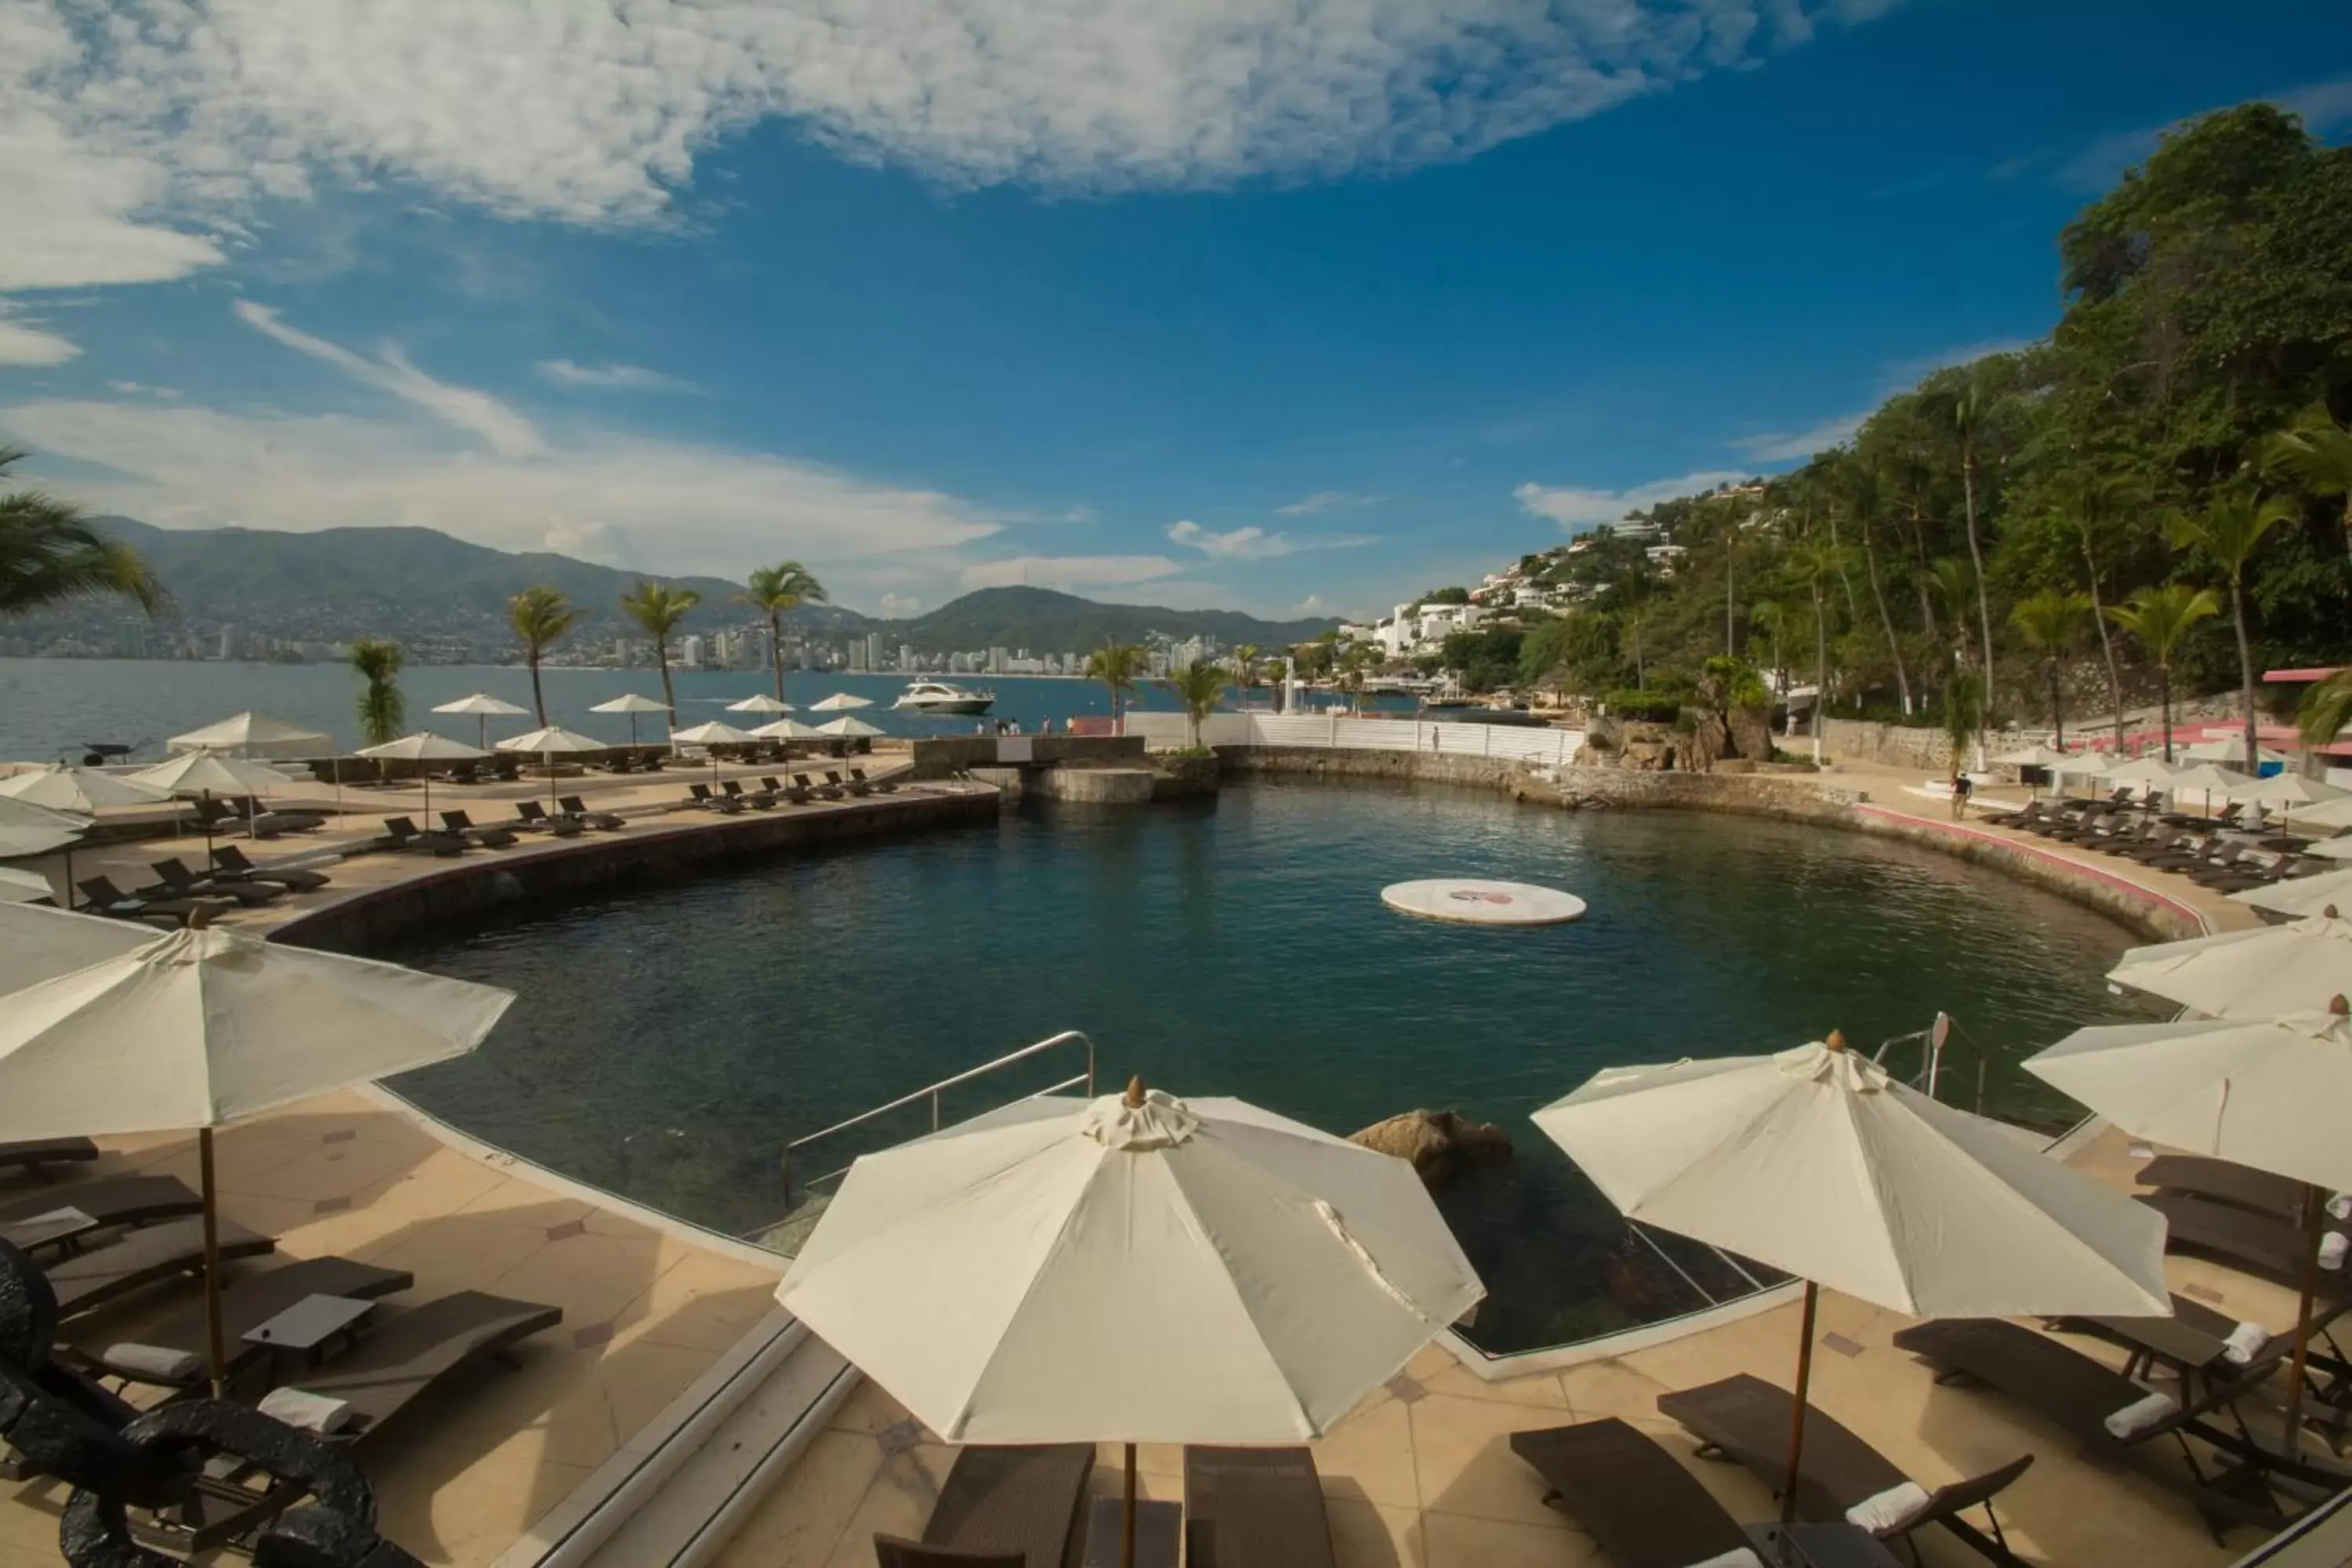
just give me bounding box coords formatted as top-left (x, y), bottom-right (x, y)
top-left (1380, 879), bottom-right (1587, 927)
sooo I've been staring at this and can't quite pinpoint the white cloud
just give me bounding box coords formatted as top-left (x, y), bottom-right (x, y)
top-left (1289, 594), bottom-right (1334, 618)
top-left (105, 381), bottom-right (181, 398)
top-left (0, 397), bottom-right (1001, 582)
top-left (959, 555), bottom-right (1185, 593)
top-left (1166, 518), bottom-right (1374, 560)
top-left (536, 360), bottom-right (700, 394)
top-left (1274, 489), bottom-right (1377, 517)
top-left (2041, 78), bottom-right (2352, 198)
top-left (877, 592), bottom-right (923, 619)
top-left (0, 310), bottom-right (79, 367)
top-left (1513, 470), bottom-right (1751, 531)
top-left (1881, 337), bottom-right (2038, 387)
top-left (1727, 411), bottom-right (1869, 463)
top-left (232, 301), bottom-right (546, 458)
top-left (2277, 77), bottom-right (2352, 130)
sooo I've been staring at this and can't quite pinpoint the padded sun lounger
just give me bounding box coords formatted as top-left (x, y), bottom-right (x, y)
top-left (1891, 1319), bottom-right (2311, 1538)
top-left (0, 1174), bottom-right (204, 1238)
top-left (78, 1254), bottom-right (416, 1385)
top-left (0, 1137), bottom-right (100, 1182)
top-left (149, 858), bottom-right (285, 906)
top-left (513, 800), bottom-right (586, 836)
top-left (438, 810), bottom-right (520, 848)
top-left (209, 844), bottom-right (330, 891)
top-left (1657, 1373), bottom-right (2032, 1564)
top-left (1185, 1444), bottom-right (1334, 1568)
top-left (76, 875), bottom-right (227, 924)
top-left (2141, 1156), bottom-right (2308, 1219)
top-left (1510, 1420), bottom-right (1756, 1568)
top-left (559, 795), bottom-right (626, 829)
top-left (873, 1443), bottom-right (1093, 1568)
top-left (2140, 1192), bottom-right (2337, 1287)
top-left (45, 1215), bottom-right (274, 1318)
top-left (851, 766), bottom-right (898, 794)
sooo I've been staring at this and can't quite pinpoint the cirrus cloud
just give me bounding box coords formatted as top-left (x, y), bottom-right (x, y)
top-left (958, 555), bottom-right (1185, 593)
top-left (1514, 470), bottom-right (1753, 531)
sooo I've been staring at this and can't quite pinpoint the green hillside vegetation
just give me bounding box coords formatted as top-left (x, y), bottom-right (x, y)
top-left (899, 586), bottom-right (1338, 652)
top-left (1512, 104), bottom-right (2352, 746)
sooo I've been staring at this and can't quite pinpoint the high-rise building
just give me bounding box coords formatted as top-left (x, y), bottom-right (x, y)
top-left (678, 635), bottom-right (707, 668)
top-left (986, 646), bottom-right (1007, 675)
top-left (216, 626), bottom-right (239, 661)
top-left (847, 639), bottom-right (869, 672)
top-left (863, 633), bottom-right (884, 671)
top-left (614, 637), bottom-right (633, 666)
top-left (898, 644), bottom-right (914, 673)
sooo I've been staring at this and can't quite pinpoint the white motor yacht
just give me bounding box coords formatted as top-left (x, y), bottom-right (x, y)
top-left (891, 680), bottom-right (995, 715)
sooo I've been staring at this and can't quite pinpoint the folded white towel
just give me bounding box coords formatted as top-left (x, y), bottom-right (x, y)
top-left (2103, 1390), bottom-right (2180, 1441)
top-left (2223, 1321), bottom-right (2272, 1366)
top-left (257, 1387), bottom-right (353, 1436)
top-left (2328, 1192), bottom-right (2351, 1221)
top-left (1846, 1480), bottom-right (1932, 1534)
top-left (1684, 1551), bottom-right (1764, 1568)
top-left (2324, 1232), bottom-right (2348, 1272)
top-left (12, 1205), bottom-right (93, 1232)
top-left (100, 1342), bottom-right (201, 1383)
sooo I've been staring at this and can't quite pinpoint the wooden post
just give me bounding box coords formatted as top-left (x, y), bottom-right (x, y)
top-left (199, 1126), bottom-right (227, 1398)
top-left (2281, 1181), bottom-right (2324, 1460)
top-left (1782, 1280), bottom-right (1820, 1526)
top-left (1122, 1441), bottom-right (1138, 1568)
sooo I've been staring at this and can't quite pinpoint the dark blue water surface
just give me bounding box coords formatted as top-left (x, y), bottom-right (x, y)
top-left (379, 777), bottom-right (2163, 1352)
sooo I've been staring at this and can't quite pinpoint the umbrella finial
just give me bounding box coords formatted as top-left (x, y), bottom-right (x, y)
top-left (1824, 1029), bottom-right (1849, 1053)
top-left (2331, 995), bottom-right (2350, 1018)
top-left (2327, 906), bottom-right (2342, 921)
top-left (1124, 1075), bottom-right (1146, 1108)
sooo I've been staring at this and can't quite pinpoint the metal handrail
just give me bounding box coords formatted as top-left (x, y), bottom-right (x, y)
top-left (779, 1030), bottom-right (1097, 1211)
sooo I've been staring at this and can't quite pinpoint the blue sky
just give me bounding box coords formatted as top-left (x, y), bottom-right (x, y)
top-left (3, 2), bottom-right (2348, 622)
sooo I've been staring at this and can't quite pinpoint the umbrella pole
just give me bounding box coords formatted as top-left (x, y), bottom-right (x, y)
top-left (2282, 1184), bottom-right (2325, 1458)
top-left (1780, 1280), bottom-right (1819, 1526)
top-left (1123, 1442), bottom-right (1138, 1568)
top-left (200, 1127), bottom-right (227, 1397)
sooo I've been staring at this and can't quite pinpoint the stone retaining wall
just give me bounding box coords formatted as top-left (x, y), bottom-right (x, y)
top-left (1220, 745), bottom-right (2202, 940)
top-left (907, 734), bottom-right (1146, 779)
top-left (1818, 718), bottom-right (1954, 771)
top-left (271, 789), bottom-right (998, 954)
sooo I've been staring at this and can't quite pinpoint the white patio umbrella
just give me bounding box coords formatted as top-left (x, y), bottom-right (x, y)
top-left (495, 726), bottom-right (608, 810)
top-left (0, 902), bottom-right (151, 993)
top-left (2230, 772), bottom-right (2346, 826)
top-left (808, 692), bottom-right (873, 712)
top-left (0, 911), bottom-right (514, 1393)
top-left (2235, 867), bottom-right (2352, 920)
top-left (2107, 911), bottom-right (2352, 1018)
top-left (779, 1081), bottom-right (1483, 1568)
top-left (431, 692), bottom-right (529, 750)
top-left (725, 694), bottom-right (793, 716)
top-left (0, 764), bottom-right (169, 813)
top-left (590, 692), bottom-right (673, 747)
top-left (0, 794), bottom-right (92, 858)
top-left (167, 711), bottom-right (328, 759)
top-left (2027, 997), bottom-right (2352, 1450)
top-left (2183, 737), bottom-right (2296, 769)
top-left (2054, 750), bottom-right (2112, 799)
top-left (2167, 762), bottom-right (2240, 816)
top-left (0, 866), bottom-right (55, 904)
top-left (1992, 743), bottom-right (2069, 797)
top-left (748, 718), bottom-right (826, 741)
top-left (1533, 1033), bottom-right (2169, 1523)
top-left (2309, 835), bottom-right (2352, 861)
top-left (355, 732), bottom-right (491, 820)
top-left (670, 720), bottom-right (757, 789)
top-left (128, 752), bottom-right (299, 853)
top-left (816, 715), bottom-right (884, 738)
top-left (2292, 798), bottom-right (2352, 833)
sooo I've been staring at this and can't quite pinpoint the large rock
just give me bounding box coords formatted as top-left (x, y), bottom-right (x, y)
top-left (1348, 1110), bottom-right (1514, 1190)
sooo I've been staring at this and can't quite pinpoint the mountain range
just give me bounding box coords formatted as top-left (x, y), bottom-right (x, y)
top-left (7, 519), bottom-right (1339, 657)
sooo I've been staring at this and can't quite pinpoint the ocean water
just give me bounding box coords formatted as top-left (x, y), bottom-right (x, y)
top-left (0, 659), bottom-right (1408, 763)
top-left (373, 775), bottom-right (2165, 1355)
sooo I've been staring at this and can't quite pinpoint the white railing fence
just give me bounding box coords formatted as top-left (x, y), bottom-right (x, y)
top-left (1126, 711), bottom-right (1584, 768)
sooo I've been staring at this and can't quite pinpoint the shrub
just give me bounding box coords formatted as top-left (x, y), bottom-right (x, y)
top-left (1604, 690), bottom-right (1682, 722)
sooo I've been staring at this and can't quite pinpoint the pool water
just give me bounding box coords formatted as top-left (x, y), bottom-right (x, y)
top-left (380, 777), bottom-right (2165, 1353)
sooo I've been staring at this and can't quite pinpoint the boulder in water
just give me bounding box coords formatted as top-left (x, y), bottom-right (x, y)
top-left (1348, 1109), bottom-right (1514, 1190)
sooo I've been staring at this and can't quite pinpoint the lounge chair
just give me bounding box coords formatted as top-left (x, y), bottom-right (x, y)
top-left (2045, 1290), bottom-right (2339, 1397)
top-left (0, 1174), bottom-right (205, 1247)
top-left (760, 775), bottom-right (811, 805)
top-left (719, 780), bottom-right (776, 811)
top-left (828, 768), bottom-right (870, 797)
top-left (2140, 1155), bottom-right (2307, 1220)
top-left (558, 795), bottom-right (626, 829)
top-left (148, 858), bottom-right (284, 907)
top-left (438, 809), bottom-right (520, 848)
top-left (379, 817), bottom-right (467, 857)
top-left (75, 1254), bottom-right (416, 1387)
top-left (2139, 1192), bottom-right (2339, 1287)
top-left (1890, 1319), bottom-right (2317, 1539)
top-left (1511, 1418), bottom-right (1786, 1568)
top-left (45, 1214), bottom-right (275, 1318)
top-left (871, 1443), bottom-right (1093, 1568)
top-left (1185, 1444), bottom-right (1335, 1568)
top-left (75, 875), bottom-right (227, 925)
top-left (209, 844), bottom-right (330, 891)
top-left (513, 800), bottom-right (585, 837)
top-left (851, 765), bottom-right (898, 794)
top-left (143, 1290), bottom-right (564, 1552)
top-left (1656, 1373), bottom-right (2032, 1564)
top-left (192, 797), bottom-right (325, 834)
top-left (686, 782), bottom-right (743, 814)
top-left (0, 1137), bottom-right (100, 1183)
top-left (793, 771), bottom-right (844, 801)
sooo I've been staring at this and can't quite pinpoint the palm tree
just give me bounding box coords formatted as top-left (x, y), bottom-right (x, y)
top-left (1084, 642), bottom-right (1146, 733)
top-left (2053, 472), bottom-right (2141, 748)
top-left (1748, 598), bottom-right (1794, 695)
top-left (738, 561), bottom-right (826, 702)
top-left (2169, 489), bottom-right (2295, 768)
top-left (1941, 666), bottom-right (1985, 796)
top-left (2008, 590), bottom-right (2092, 749)
top-left (1838, 457), bottom-right (1912, 714)
top-left (1931, 376), bottom-right (2000, 703)
top-left (2259, 403), bottom-right (2352, 571)
top-left (619, 580), bottom-right (702, 721)
top-left (348, 639), bottom-right (406, 746)
top-left (1229, 644), bottom-right (1259, 709)
top-left (0, 446), bottom-right (164, 619)
top-left (1786, 542), bottom-right (1849, 764)
top-left (1338, 642), bottom-right (1377, 713)
top-left (1613, 568), bottom-right (1657, 690)
top-left (2107, 584), bottom-right (2220, 762)
top-left (507, 586), bottom-right (582, 725)
top-left (1162, 661), bottom-right (1229, 749)
top-left (2296, 668), bottom-right (2352, 750)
